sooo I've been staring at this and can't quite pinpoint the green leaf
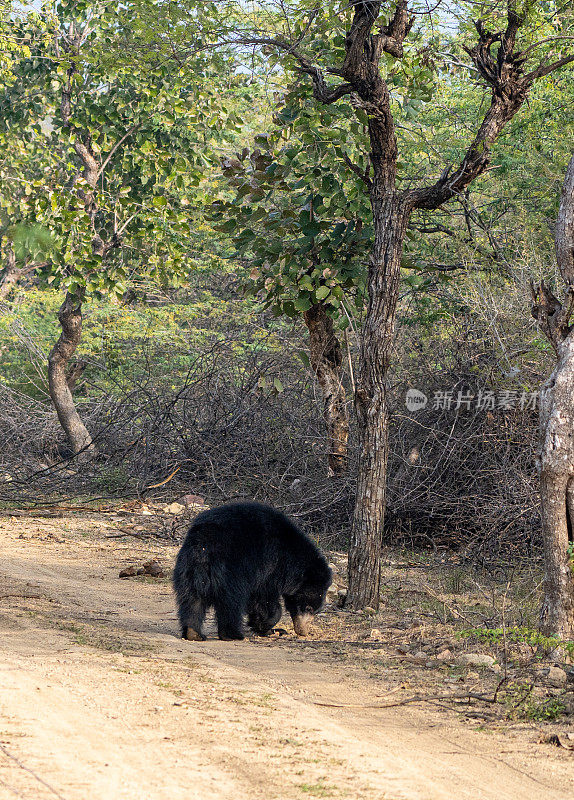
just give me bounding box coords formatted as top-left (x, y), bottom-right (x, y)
top-left (294, 295), bottom-right (312, 312)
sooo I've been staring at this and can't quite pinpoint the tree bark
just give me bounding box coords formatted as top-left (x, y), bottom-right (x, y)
top-left (48, 292), bottom-right (95, 456)
top-left (531, 155), bottom-right (574, 638)
top-left (303, 304), bottom-right (349, 476)
top-left (0, 242), bottom-right (20, 300)
top-left (538, 339), bottom-right (574, 638)
top-left (347, 196), bottom-right (411, 609)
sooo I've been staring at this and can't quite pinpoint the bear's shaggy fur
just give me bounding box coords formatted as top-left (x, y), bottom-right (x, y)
top-left (173, 502), bottom-right (332, 641)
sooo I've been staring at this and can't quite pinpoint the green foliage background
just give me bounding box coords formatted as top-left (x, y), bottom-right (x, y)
top-left (0, 0), bottom-right (572, 416)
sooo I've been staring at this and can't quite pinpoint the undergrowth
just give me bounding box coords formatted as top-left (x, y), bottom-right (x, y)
top-left (503, 682), bottom-right (567, 722)
top-left (458, 627), bottom-right (574, 658)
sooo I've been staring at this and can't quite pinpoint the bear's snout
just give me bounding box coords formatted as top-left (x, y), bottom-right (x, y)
top-left (292, 612), bottom-right (313, 637)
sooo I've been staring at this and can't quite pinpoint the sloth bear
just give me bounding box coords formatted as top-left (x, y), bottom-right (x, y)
top-left (173, 502), bottom-right (332, 641)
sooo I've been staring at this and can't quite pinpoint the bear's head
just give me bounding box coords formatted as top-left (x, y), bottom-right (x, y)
top-left (284, 561), bottom-right (332, 636)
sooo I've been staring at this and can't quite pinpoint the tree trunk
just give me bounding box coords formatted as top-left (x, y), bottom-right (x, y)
top-left (48, 292), bottom-right (95, 457)
top-left (532, 155), bottom-right (574, 639)
top-left (303, 304), bottom-right (349, 476)
top-left (0, 242), bottom-right (20, 300)
top-left (538, 335), bottom-right (574, 638)
top-left (347, 196), bottom-right (411, 609)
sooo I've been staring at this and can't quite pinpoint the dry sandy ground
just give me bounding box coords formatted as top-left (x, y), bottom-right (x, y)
top-left (0, 514), bottom-right (573, 800)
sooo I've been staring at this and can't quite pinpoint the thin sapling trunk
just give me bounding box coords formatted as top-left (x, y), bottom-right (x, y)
top-left (304, 303), bottom-right (349, 476)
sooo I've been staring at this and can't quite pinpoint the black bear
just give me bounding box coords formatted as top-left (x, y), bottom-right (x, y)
top-left (172, 502), bottom-right (332, 641)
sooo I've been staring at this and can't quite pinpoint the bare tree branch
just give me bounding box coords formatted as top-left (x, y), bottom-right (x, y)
top-left (525, 52), bottom-right (574, 81)
top-left (341, 151), bottom-right (372, 187)
top-left (410, 9), bottom-right (573, 211)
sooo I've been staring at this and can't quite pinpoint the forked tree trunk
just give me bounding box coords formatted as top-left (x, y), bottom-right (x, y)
top-left (347, 197), bottom-right (411, 609)
top-left (48, 292), bottom-right (95, 457)
top-left (303, 304), bottom-right (349, 476)
top-left (532, 155), bottom-right (574, 638)
top-left (338, 3), bottom-right (546, 610)
top-left (236, 1), bottom-right (573, 611)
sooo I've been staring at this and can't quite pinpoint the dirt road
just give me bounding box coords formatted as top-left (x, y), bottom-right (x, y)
top-left (1, 515), bottom-right (572, 799)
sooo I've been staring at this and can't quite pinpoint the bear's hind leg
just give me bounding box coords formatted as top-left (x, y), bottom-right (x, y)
top-left (214, 595), bottom-right (245, 641)
top-left (179, 597), bottom-right (207, 641)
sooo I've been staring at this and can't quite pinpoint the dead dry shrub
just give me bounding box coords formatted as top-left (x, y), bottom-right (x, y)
top-left (0, 293), bottom-right (548, 564)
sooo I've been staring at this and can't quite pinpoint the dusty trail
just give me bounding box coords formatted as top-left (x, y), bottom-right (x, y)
top-left (0, 517), bottom-right (572, 800)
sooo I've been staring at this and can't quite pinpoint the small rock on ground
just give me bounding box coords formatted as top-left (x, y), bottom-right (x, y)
top-left (119, 559), bottom-right (165, 579)
top-left (535, 666), bottom-right (568, 688)
top-left (436, 649), bottom-right (452, 661)
top-left (458, 653), bottom-right (496, 668)
top-left (163, 502), bottom-right (185, 515)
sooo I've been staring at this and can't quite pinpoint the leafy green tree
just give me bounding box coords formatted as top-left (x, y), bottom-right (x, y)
top-left (215, 87), bottom-right (372, 474)
top-left (164, 0), bottom-right (574, 608)
top-left (0, 4), bottom-right (55, 297)
top-left (0, 0), bottom-right (36, 83)
top-left (0, 0), bottom-right (236, 454)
